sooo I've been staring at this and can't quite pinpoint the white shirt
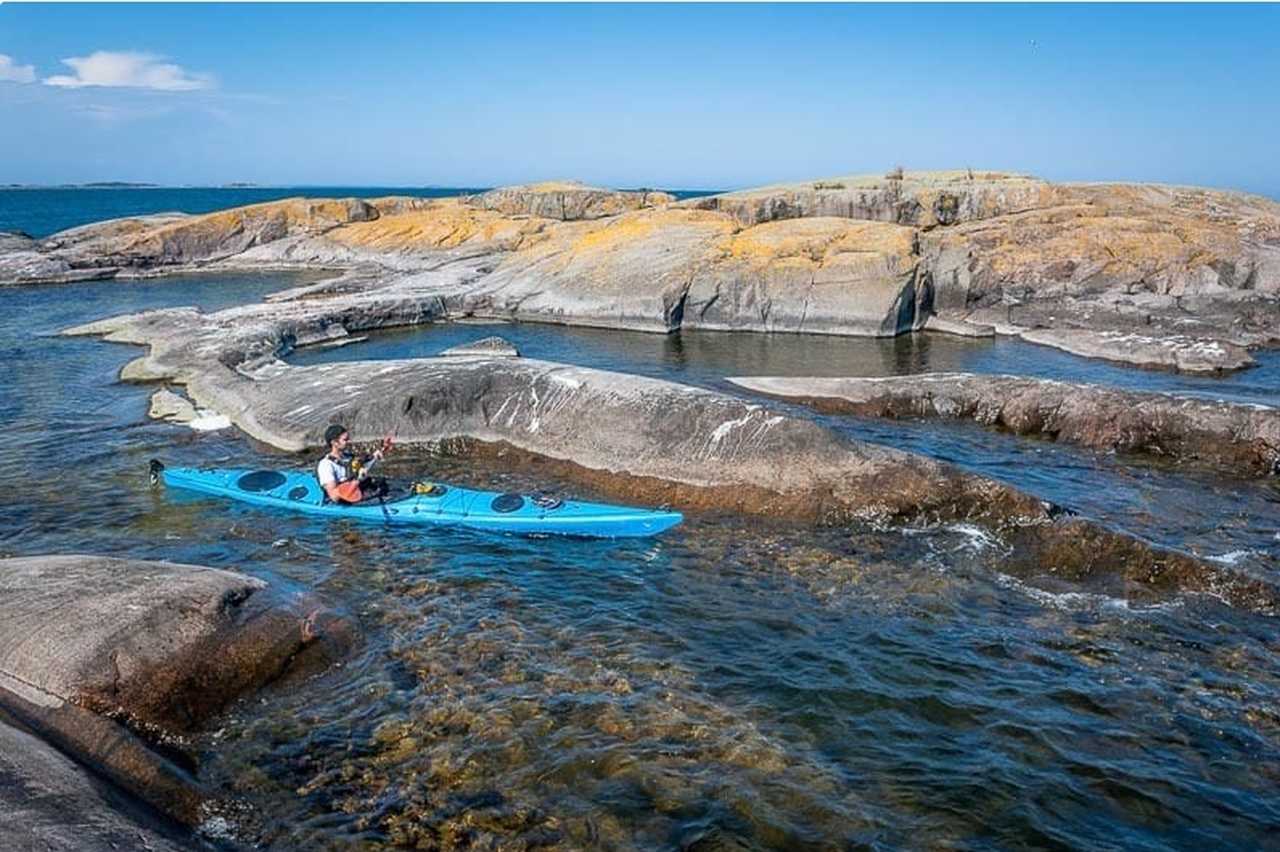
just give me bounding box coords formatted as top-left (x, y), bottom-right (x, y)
top-left (316, 455), bottom-right (352, 488)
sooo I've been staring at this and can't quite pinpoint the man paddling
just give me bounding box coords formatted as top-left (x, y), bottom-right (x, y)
top-left (317, 424), bottom-right (388, 504)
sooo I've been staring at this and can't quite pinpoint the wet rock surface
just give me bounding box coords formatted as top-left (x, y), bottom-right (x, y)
top-left (0, 555), bottom-right (355, 827)
top-left (728, 374), bottom-right (1280, 477)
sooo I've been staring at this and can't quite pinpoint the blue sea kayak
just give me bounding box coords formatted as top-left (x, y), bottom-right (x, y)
top-left (155, 465), bottom-right (683, 538)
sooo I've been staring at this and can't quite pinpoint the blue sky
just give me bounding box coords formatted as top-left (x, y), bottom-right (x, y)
top-left (0, 3), bottom-right (1277, 194)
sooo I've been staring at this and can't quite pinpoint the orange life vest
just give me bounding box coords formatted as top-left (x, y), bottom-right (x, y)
top-left (333, 479), bottom-right (363, 503)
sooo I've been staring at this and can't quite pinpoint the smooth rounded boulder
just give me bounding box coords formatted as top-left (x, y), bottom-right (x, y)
top-left (0, 555), bottom-right (356, 827)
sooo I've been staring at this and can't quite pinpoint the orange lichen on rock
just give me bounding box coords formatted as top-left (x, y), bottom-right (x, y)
top-left (971, 207), bottom-right (1245, 292)
top-left (566, 207), bottom-right (732, 256)
top-left (119, 197), bottom-right (378, 262)
top-left (723, 218), bottom-right (917, 270)
top-left (328, 200), bottom-right (552, 253)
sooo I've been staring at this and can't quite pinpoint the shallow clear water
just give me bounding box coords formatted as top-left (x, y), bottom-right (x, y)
top-left (2, 277), bottom-right (1279, 849)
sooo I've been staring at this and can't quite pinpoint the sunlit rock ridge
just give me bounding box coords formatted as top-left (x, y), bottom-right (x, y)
top-left (7, 172), bottom-right (1277, 370)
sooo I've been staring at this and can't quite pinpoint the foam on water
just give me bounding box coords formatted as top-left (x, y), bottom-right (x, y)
top-left (1205, 549), bottom-right (1257, 566)
top-left (994, 572), bottom-right (1185, 614)
top-left (902, 521), bottom-right (1012, 558)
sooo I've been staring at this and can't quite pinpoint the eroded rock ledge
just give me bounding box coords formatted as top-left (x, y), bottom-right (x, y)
top-left (728, 374), bottom-right (1280, 477)
top-left (11, 172), bottom-right (1277, 371)
top-left (0, 555), bottom-right (355, 829)
top-left (60, 299), bottom-right (1280, 612)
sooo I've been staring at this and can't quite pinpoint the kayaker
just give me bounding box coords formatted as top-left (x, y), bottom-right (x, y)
top-left (317, 424), bottom-right (387, 504)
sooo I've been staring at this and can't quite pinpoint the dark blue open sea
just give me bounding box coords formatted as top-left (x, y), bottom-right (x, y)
top-left (1, 189), bottom-right (1278, 849)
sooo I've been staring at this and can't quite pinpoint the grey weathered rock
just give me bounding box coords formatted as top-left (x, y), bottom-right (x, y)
top-left (922, 314), bottom-right (995, 338)
top-left (0, 231), bottom-right (36, 251)
top-left (681, 171), bottom-right (1055, 228)
top-left (464, 181), bottom-right (675, 220)
top-left (194, 355), bottom-right (1050, 526)
top-left (727, 373), bottom-right (1280, 476)
top-left (69, 303), bottom-right (1046, 524)
top-left (0, 240), bottom-right (118, 286)
top-left (440, 335), bottom-right (520, 357)
top-left (681, 218), bottom-right (928, 335)
top-left (148, 388), bottom-right (197, 423)
top-left (0, 721), bottom-right (194, 852)
top-left (11, 175), bottom-right (1279, 370)
top-left (147, 389), bottom-right (230, 431)
top-left (456, 208), bottom-right (730, 332)
top-left (0, 555), bottom-right (355, 826)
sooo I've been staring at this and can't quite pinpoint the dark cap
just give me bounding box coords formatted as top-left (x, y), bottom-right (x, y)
top-left (323, 424), bottom-right (347, 445)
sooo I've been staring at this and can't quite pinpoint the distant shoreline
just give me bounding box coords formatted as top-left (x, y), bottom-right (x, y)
top-left (0, 183), bottom-right (727, 194)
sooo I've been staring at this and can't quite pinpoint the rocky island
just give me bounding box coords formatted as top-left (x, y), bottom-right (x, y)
top-left (3, 172), bottom-right (1275, 370)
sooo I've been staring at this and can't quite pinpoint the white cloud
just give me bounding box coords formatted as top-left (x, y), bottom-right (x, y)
top-left (0, 54), bottom-right (36, 84)
top-left (44, 51), bottom-right (214, 91)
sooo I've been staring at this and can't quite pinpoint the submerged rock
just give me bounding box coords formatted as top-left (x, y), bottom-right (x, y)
top-left (440, 335), bottom-right (521, 357)
top-left (0, 555), bottom-right (356, 826)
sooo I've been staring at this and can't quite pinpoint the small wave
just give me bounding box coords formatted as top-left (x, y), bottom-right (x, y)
top-left (946, 523), bottom-right (1006, 554)
top-left (1205, 549), bottom-right (1256, 566)
top-left (902, 522), bottom-right (1011, 557)
top-left (994, 573), bottom-right (1183, 614)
